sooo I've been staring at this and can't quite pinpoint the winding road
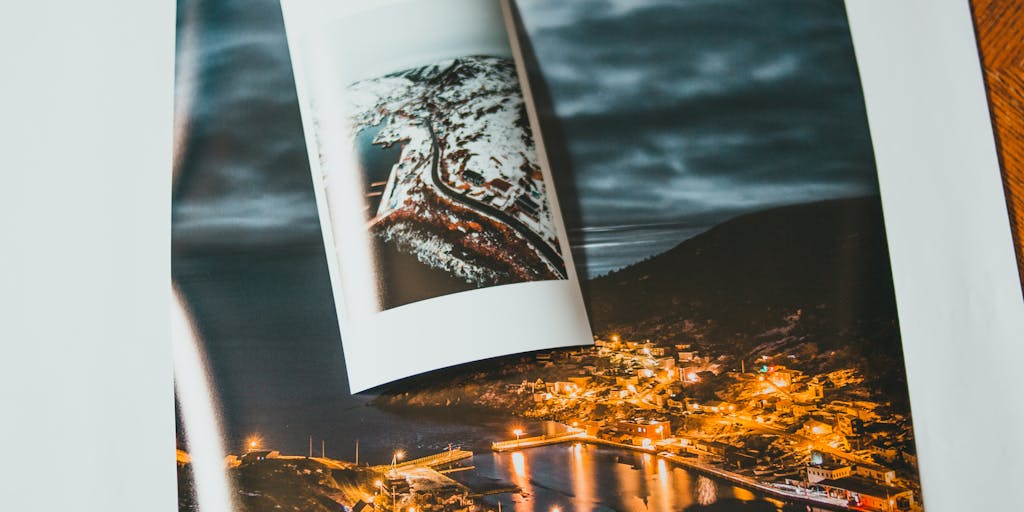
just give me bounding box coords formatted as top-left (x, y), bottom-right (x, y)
top-left (424, 120), bottom-right (566, 277)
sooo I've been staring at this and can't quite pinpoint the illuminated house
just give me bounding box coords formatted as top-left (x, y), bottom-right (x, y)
top-left (710, 401), bottom-right (735, 414)
top-left (677, 366), bottom-right (701, 383)
top-left (653, 357), bottom-right (676, 371)
top-left (802, 419), bottom-right (833, 436)
top-left (647, 346), bottom-right (667, 357)
top-left (853, 463), bottom-right (896, 485)
top-left (617, 419), bottom-right (671, 447)
top-left (807, 462), bottom-right (852, 483)
top-left (769, 367), bottom-right (797, 388)
top-left (240, 450), bottom-right (280, 463)
top-left (815, 476), bottom-right (913, 511)
top-left (806, 381), bottom-right (824, 399)
top-left (550, 381), bottom-right (578, 395)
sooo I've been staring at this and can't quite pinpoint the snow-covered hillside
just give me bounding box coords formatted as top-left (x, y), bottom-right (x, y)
top-left (346, 56), bottom-right (565, 287)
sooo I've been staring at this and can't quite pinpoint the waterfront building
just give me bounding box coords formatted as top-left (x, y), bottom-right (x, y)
top-left (807, 462), bottom-right (852, 483)
top-left (814, 476), bottom-right (913, 511)
top-left (617, 419), bottom-right (671, 446)
top-left (853, 462), bottom-right (896, 485)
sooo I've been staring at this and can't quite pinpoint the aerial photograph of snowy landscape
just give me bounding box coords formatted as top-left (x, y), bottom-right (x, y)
top-left (349, 55), bottom-right (566, 310)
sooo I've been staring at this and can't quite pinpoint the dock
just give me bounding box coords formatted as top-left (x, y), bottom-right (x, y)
top-left (491, 431), bottom-right (586, 452)
top-left (371, 448), bottom-right (478, 496)
top-left (370, 448), bottom-right (473, 472)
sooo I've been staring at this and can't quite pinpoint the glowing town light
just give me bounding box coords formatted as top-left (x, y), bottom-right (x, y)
top-left (246, 434), bottom-right (263, 452)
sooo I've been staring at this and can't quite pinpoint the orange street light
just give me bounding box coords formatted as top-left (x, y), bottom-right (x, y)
top-left (513, 428), bottom-right (524, 441)
top-left (246, 434), bottom-right (262, 452)
top-left (390, 449), bottom-right (406, 477)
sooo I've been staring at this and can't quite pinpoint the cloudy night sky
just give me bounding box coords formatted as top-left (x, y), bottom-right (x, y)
top-left (174, 0), bottom-right (878, 278)
top-left (171, 0), bottom-right (882, 453)
top-left (516, 0), bottom-right (879, 276)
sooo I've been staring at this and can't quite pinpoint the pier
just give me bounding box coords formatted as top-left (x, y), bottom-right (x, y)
top-left (491, 431), bottom-right (586, 452)
top-left (371, 448), bottom-right (473, 472)
top-left (370, 448), bottom-right (480, 497)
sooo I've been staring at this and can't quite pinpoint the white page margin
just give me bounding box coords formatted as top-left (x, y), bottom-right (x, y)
top-left (846, 2), bottom-right (1024, 510)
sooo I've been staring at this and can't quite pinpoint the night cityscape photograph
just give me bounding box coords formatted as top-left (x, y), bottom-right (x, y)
top-left (172, 0), bottom-right (923, 511)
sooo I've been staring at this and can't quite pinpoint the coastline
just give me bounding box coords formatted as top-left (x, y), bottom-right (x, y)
top-left (494, 431), bottom-right (852, 512)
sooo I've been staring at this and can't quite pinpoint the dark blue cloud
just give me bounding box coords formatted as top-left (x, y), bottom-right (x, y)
top-left (172, 0), bottom-right (320, 252)
top-left (516, 0), bottom-right (879, 276)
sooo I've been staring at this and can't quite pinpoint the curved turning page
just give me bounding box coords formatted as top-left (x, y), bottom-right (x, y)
top-left (280, 0), bottom-right (591, 392)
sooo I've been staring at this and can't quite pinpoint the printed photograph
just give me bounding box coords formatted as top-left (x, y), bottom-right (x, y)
top-left (173, 0), bottom-right (924, 511)
top-left (347, 54), bottom-right (566, 310)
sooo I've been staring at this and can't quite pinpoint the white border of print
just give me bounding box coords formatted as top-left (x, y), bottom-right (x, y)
top-left (280, 0), bottom-right (593, 392)
top-left (0, 1), bottom-right (177, 511)
top-left (2, 1), bottom-right (1023, 512)
top-left (846, 1), bottom-right (1024, 511)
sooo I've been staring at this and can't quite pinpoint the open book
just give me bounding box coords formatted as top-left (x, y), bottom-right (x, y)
top-left (172, 1), bottom-right (929, 510)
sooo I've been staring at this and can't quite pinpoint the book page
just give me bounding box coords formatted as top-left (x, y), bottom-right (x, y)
top-left (278, 0), bottom-right (591, 392)
top-left (166, 1), bottom-right (1009, 512)
top-left (502, 0), bottom-right (927, 509)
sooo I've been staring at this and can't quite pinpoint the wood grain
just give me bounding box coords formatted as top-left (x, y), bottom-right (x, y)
top-left (971, 0), bottom-right (1024, 287)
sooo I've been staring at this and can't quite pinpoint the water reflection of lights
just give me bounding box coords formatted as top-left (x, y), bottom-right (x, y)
top-left (496, 446), bottom-right (774, 511)
top-left (507, 451), bottom-right (532, 512)
top-left (569, 443), bottom-right (592, 510)
top-left (511, 451), bottom-right (527, 478)
top-left (655, 456), bottom-right (672, 511)
top-left (696, 475), bottom-right (718, 506)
